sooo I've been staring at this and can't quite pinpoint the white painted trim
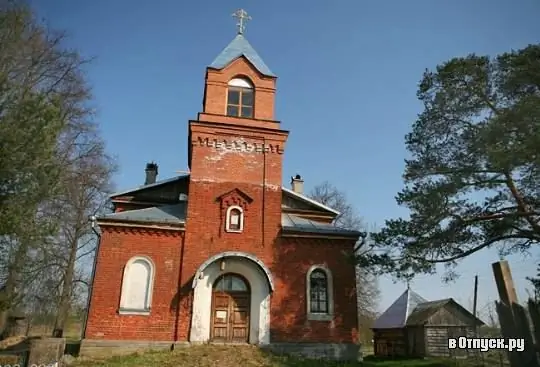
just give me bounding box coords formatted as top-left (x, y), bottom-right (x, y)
top-left (119, 255), bottom-right (155, 315)
top-left (228, 77), bottom-right (253, 88)
top-left (192, 251), bottom-right (275, 291)
top-left (306, 264), bottom-right (334, 322)
top-left (225, 205), bottom-right (244, 233)
top-left (282, 187), bottom-right (341, 215)
top-left (118, 309), bottom-right (151, 316)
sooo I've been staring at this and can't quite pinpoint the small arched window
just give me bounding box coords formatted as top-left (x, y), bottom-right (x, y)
top-left (310, 269), bottom-right (328, 313)
top-left (119, 256), bottom-right (155, 315)
top-left (227, 77), bottom-right (254, 118)
top-left (225, 205), bottom-right (244, 233)
top-left (306, 266), bottom-right (334, 321)
top-left (214, 273), bottom-right (249, 292)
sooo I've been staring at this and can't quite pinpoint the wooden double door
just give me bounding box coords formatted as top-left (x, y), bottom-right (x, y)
top-left (211, 273), bottom-right (250, 343)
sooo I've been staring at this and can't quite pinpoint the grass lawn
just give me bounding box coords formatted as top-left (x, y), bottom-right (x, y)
top-left (71, 345), bottom-right (484, 367)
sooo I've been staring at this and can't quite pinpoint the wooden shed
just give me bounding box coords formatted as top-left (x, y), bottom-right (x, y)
top-left (372, 289), bottom-right (484, 358)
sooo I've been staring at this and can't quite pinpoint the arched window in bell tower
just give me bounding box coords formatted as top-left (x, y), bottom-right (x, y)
top-left (227, 77), bottom-right (254, 118)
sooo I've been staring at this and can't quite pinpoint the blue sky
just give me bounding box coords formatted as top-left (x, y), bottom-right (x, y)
top-left (32, 0), bottom-right (540, 318)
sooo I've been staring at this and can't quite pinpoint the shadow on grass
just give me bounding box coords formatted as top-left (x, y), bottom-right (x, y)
top-left (72, 345), bottom-right (469, 367)
top-left (362, 355), bottom-right (468, 367)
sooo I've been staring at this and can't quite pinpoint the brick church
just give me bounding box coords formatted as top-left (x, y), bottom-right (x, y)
top-left (82, 10), bottom-right (362, 360)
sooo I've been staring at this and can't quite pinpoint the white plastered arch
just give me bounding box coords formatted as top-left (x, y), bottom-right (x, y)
top-left (190, 252), bottom-right (273, 344)
top-left (228, 77), bottom-right (253, 89)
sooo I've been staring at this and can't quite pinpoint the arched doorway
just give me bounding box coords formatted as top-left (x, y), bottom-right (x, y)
top-left (211, 273), bottom-right (250, 343)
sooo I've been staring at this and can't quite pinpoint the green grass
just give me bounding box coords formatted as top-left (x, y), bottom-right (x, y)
top-left (71, 345), bottom-right (487, 367)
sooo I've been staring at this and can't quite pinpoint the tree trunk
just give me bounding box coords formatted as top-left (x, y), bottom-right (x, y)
top-left (52, 237), bottom-right (78, 338)
top-left (0, 281), bottom-right (14, 338)
top-left (0, 244), bottom-right (27, 337)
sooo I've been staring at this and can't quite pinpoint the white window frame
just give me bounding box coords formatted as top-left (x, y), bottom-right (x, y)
top-left (225, 205), bottom-right (244, 233)
top-left (306, 264), bottom-right (334, 321)
top-left (119, 256), bottom-right (155, 315)
top-left (228, 77), bottom-right (253, 89)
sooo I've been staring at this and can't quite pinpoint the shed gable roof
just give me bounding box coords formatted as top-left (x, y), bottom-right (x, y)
top-left (406, 298), bottom-right (485, 326)
top-left (373, 290), bottom-right (485, 329)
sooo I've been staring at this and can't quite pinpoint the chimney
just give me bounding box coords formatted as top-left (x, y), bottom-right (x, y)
top-left (145, 162), bottom-right (158, 185)
top-left (291, 174), bottom-right (304, 194)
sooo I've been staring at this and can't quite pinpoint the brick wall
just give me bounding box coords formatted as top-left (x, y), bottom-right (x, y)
top-left (270, 237), bottom-right (359, 344)
top-left (86, 226), bottom-right (359, 344)
top-left (85, 228), bottom-right (186, 341)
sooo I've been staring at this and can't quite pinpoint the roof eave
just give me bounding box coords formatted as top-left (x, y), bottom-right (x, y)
top-left (281, 227), bottom-right (361, 239)
top-left (109, 175), bottom-right (189, 198)
top-left (208, 58), bottom-right (276, 78)
top-left (282, 187), bottom-right (341, 215)
top-left (97, 218), bottom-right (185, 230)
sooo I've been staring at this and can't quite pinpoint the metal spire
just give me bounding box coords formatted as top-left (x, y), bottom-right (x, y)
top-left (232, 9), bottom-right (251, 35)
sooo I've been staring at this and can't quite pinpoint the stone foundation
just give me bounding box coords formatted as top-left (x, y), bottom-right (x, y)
top-left (80, 339), bottom-right (189, 358)
top-left (27, 337), bottom-right (66, 367)
top-left (80, 339), bottom-right (360, 361)
top-left (263, 342), bottom-right (361, 361)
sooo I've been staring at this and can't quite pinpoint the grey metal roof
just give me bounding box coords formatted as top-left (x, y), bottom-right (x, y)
top-left (99, 203), bottom-right (186, 225)
top-left (209, 34), bottom-right (275, 77)
top-left (373, 289), bottom-right (428, 329)
top-left (282, 187), bottom-right (341, 215)
top-left (281, 213), bottom-right (362, 237)
top-left (109, 175), bottom-right (189, 198)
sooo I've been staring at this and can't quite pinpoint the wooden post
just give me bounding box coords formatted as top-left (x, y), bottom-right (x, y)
top-left (492, 260), bottom-right (540, 367)
top-left (472, 275), bottom-right (478, 333)
top-left (492, 260), bottom-right (519, 306)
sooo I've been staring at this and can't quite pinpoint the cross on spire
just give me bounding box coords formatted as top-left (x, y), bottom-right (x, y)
top-left (232, 9), bottom-right (251, 35)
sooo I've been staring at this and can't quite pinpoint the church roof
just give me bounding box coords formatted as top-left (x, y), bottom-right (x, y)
top-left (100, 203), bottom-right (187, 225)
top-left (111, 175), bottom-right (340, 216)
top-left (372, 289), bottom-right (428, 329)
top-left (109, 175), bottom-right (188, 198)
top-left (99, 203), bottom-right (358, 237)
top-left (282, 213), bottom-right (361, 237)
top-left (209, 34), bottom-right (275, 77)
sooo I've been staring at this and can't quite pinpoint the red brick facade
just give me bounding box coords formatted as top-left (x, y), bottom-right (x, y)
top-left (84, 38), bottom-right (359, 348)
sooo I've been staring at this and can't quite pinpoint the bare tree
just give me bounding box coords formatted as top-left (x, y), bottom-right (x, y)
top-left (308, 182), bottom-right (381, 319)
top-left (0, 1), bottom-right (104, 336)
top-left (51, 144), bottom-right (116, 337)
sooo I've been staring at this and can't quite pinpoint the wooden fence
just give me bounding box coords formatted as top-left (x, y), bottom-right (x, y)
top-left (492, 260), bottom-right (540, 367)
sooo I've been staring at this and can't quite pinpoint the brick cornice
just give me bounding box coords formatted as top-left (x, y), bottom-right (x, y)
top-left (100, 222), bottom-right (184, 236)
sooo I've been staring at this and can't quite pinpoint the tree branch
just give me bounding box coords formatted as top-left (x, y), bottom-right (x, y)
top-left (411, 234), bottom-right (533, 263)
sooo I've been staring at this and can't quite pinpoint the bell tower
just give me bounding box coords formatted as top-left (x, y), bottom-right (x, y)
top-left (184, 9), bottom-right (288, 264)
top-left (187, 8), bottom-right (288, 186)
